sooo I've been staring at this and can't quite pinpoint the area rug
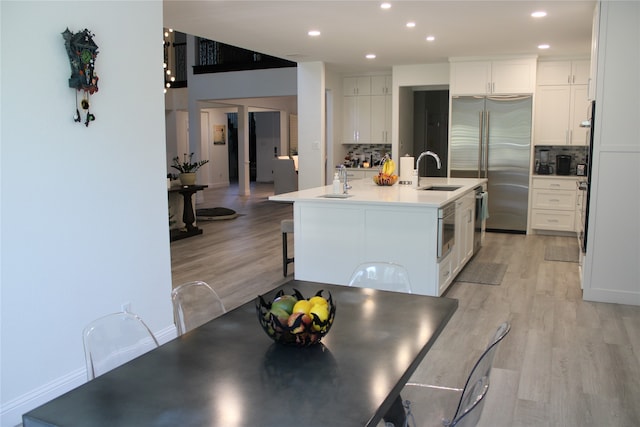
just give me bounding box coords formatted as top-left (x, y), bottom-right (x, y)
top-left (196, 207), bottom-right (238, 221)
top-left (456, 261), bottom-right (508, 285)
top-left (544, 245), bottom-right (579, 263)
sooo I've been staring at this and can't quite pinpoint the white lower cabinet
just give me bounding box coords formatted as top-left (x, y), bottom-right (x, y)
top-left (530, 178), bottom-right (578, 232)
top-left (438, 251), bottom-right (454, 295)
top-left (453, 193), bottom-right (475, 276)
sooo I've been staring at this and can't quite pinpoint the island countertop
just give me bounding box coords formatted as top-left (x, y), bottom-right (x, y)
top-left (269, 177), bottom-right (487, 207)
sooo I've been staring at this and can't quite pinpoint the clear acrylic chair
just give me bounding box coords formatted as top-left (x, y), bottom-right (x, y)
top-left (171, 280), bottom-right (227, 336)
top-left (83, 312), bottom-right (159, 380)
top-left (348, 261), bottom-right (413, 293)
top-left (403, 322), bottom-right (511, 427)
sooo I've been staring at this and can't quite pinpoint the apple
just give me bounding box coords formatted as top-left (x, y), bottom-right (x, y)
top-left (268, 306), bottom-right (290, 331)
top-left (271, 295), bottom-right (297, 314)
top-left (287, 312), bottom-right (312, 334)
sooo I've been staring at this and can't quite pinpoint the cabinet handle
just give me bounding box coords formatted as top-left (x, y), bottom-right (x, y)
top-left (548, 219), bottom-right (559, 223)
top-left (550, 199), bottom-right (560, 202)
top-left (550, 183), bottom-right (560, 187)
top-left (487, 82), bottom-right (491, 93)
top-left (492, 82), bottom-right (495, 93)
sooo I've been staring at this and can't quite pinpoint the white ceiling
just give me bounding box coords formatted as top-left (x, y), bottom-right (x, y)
top-left (164, 0), bottom-right (596, 74)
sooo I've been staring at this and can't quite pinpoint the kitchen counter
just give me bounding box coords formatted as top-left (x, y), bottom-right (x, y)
top-left (269, 177), bottom-right (487, 296)
top-left (270, 177), bottom-right (486, 207)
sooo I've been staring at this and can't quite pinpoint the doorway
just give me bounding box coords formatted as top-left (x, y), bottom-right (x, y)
top-left (413, 90), bottom-right (449, 177)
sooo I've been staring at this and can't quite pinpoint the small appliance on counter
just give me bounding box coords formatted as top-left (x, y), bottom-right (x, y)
top-left (537, 149), bottom-right (553, 174)
top-left (556, 155), bottom-right (572, 175)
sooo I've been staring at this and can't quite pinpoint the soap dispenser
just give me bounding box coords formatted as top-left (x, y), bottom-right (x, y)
top-left (332, 172), bottom-right (341, 194)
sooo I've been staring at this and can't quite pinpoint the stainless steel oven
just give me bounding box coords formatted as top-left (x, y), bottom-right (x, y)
top-left (438, 203), bottom-right (456, 260)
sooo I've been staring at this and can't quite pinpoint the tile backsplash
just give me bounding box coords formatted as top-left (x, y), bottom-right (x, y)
top-left (534, 145), bottom-right (588, 175)
top-left (342, 144), bottom-right (392, 166)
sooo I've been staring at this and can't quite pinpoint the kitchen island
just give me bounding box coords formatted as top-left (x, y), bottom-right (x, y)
top-left (270, 177), bottom-right (487, 296)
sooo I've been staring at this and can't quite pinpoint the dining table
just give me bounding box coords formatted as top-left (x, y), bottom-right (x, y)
top-left (23, 280), bottom-right (458, 427)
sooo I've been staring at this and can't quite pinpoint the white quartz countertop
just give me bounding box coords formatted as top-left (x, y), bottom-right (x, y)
top-left (269, 177), bottom-right (487, 208)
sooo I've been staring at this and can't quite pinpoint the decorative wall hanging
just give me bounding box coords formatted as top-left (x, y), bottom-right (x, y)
top-left (62, 28), bottom-right (99, 127)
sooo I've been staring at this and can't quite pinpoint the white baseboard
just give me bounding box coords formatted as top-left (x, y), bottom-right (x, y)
top-left (583, 288), bottom-right (640, 306)
top-left (1, 325), bottom-right (177, 427)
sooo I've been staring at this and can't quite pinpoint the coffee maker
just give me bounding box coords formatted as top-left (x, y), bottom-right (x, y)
top-left (556, 155), bottom-right (572, 175)
top-left (537, 150), bottom-right (552, 174)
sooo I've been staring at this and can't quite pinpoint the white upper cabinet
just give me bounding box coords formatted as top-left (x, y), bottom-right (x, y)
top-left (343, 76), bottom-right (371, 96)
top-left (534, 85), bottom-right (589, 146)
top-left (450, 58), bottom-right (537, 95)
top-left (370, 75), bottom-right (392, 95)
top-left (537, 60), bottom-right (590, 85)
top-left (534, 60), bottom-right (590, 146)
top-left (342, 75), bottom-right (391, 144)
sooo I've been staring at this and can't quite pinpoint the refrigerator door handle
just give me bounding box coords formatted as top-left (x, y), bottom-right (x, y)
top-left (478, 111), bottom-right (483, 179)
top-left (484, 111), bottom-right (490, 178)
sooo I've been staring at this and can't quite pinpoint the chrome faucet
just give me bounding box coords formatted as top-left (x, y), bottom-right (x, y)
top-left (415, 151), bottom-right (442, 188)
top-left (339, 164), bottom-right (351, 194)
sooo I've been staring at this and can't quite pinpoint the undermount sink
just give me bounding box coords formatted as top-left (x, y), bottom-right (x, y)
top-left (419, 185), bottom-right (463, 192)
top-left (319, 193), bottom-right (353, 199)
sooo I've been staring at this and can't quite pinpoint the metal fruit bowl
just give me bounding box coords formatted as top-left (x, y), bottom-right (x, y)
top-left (256, 289), bottom-right (336, 347)
top-left (373, 174), bottom-right (398, 186)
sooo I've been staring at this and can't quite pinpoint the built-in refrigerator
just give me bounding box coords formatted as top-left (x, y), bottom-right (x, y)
top-left (449, 95), bottom-right (532, 233)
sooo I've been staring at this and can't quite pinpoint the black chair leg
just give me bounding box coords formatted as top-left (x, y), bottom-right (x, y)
top-left (282, 232), bottom-right (288, 276)
top-left (282, 231), bottom-right (294, 277)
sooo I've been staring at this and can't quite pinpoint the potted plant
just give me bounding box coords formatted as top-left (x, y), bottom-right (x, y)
top-left (171, 153), bottom-right (209, 185)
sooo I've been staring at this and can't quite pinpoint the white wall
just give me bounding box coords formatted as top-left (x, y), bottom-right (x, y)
top-left (583, 1), bottom-right (640, 305)
top-left (297, 62), bottom-right (326, 190)
top-left (0, 2), bottom-right (174, 425)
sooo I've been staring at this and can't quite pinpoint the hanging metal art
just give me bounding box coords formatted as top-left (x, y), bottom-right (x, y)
top-left (62, 28), bottom-right (99, 127)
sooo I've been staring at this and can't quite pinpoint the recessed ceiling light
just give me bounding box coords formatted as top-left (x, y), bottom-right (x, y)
top-left (538, 44), bottom-right (550, 49)
top-left (308, 30), bottom-right (321, 37)
top-left (380, 2), bottom-right (391, 10)
top-left (426, 36), bottom-right (435, 42)
top-left (406, 22), bottom-right (416, 28)
top-left (531, 11), bottom-right (547, 18)
top-left (366, 54), bottom-right (377, 59)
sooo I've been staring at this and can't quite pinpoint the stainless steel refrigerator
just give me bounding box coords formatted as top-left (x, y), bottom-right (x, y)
top-left (450, 95), bottom-right (532, 233)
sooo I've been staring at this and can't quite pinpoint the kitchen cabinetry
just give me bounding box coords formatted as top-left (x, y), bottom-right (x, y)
top-left (535, 60), bottom-right (590, 146)
top-left (449, 58), bottom-right (537, 95)
top-left (530, 178), bottom-right (577, 232)
top-left (343, 76), bottom-right (371, 96)
top-left (339, 168), bottom-right (379, 182)
top-left (536, 60), bottom-right (590, 85)
top-left (343, 95), bottom-right (371, 144)
top-left (343, 75), bottom-right (391, 144)
top-left (453, 192), bottom-right (475, 276)
top-left (534, 84), bottom-right (589, 145)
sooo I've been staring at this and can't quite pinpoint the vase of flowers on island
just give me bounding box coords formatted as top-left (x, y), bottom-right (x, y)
top-left (171, 153), bottom-right (209, 186)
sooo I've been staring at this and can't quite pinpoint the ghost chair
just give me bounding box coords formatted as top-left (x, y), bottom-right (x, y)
top-left (402, 322), bottom-right (511, 427)
top-left (348, 261), bottom-right (413, 293)
top-left (83, 311), bottom-right (159, 380)
top-left (171, 280), bottom-right (226, 336)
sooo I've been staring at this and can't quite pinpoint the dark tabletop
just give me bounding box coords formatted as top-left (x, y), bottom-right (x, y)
top-left (23, 280), bottom-right (457, 427)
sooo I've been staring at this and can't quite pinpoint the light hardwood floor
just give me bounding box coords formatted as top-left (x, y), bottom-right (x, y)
top-left (171, 183), bottom-right (640, 427)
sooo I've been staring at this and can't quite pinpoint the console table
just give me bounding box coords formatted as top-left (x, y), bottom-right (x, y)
top-left (168, 184), bottom-right (207, 241)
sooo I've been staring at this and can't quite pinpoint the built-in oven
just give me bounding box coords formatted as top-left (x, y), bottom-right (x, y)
top-left (438, 203), bottom-right (456, 260)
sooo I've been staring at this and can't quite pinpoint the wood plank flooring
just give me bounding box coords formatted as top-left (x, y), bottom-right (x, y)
top-left (170, 183), bottom-right (640, 427)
